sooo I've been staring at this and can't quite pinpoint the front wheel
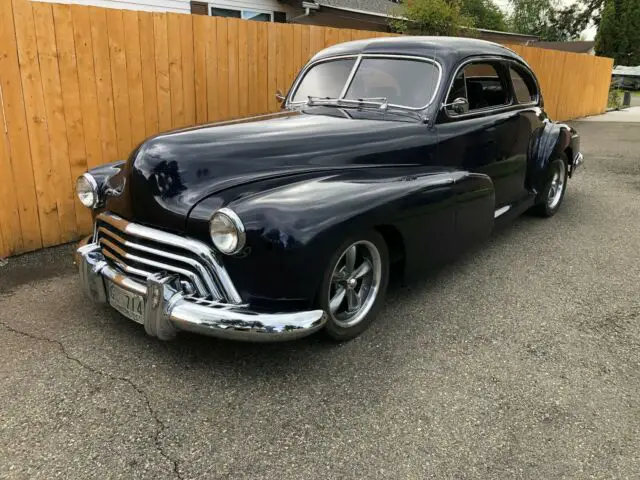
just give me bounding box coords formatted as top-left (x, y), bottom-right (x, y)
top-left (531, 154), bottom-right (568, 217)
top-left (316, 231), bottom-right (389, 341)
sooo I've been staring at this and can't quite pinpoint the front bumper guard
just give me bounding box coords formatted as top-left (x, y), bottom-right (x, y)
top-left (570, 152), bottom-right (584, 176)
top-left (76, 242), bottom-right (327, 342)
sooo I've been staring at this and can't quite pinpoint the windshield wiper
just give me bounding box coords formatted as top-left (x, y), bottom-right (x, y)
top-left (305, 96), bottom-right (428, 123)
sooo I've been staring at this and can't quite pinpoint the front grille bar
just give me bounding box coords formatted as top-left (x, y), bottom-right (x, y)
top-left (96, 212), bottom-right (243, 304)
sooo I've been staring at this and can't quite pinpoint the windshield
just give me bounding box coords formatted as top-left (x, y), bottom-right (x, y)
top-left (290, 57), bottom-right (440, 109)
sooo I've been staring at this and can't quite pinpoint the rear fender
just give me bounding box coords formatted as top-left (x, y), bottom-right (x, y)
top-left (527, 122), bottom-right (573, 193)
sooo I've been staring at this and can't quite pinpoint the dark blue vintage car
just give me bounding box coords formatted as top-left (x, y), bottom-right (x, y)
top-left (75, 36), bottom-right (582, 342)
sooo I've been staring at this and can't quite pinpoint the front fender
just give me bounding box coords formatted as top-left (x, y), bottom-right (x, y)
top-left (188, 167), bottom-right (461, 310)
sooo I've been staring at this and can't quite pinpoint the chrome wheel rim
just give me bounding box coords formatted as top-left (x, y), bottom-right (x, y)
top-left (328, 240), bottom-right (382, 328)
top-left (547, 162), bottom-right (566, 210)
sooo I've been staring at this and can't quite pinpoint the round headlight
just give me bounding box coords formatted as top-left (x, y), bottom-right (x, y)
top-left (209, 208), bottom-right (246, 255)
top-left (76, 174), bottom-right (99, 209)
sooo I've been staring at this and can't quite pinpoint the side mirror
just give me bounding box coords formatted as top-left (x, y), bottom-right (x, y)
top-left (275, 89), bottom-right (285, 104)
top-left (443, 97), bottom-right (469, 115)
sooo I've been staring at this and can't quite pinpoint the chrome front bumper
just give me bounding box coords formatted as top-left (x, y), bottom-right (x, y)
top-left (76, 241), bottom-right (327, 342)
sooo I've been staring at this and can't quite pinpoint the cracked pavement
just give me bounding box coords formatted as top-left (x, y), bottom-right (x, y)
top-left (1, 119), bottom-right (640, 479)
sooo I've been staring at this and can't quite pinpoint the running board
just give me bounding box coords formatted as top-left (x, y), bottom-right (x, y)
top-left (494, 205), bottom-right (511, 218)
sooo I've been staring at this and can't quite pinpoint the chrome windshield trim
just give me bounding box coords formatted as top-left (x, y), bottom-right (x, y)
top-left (286, 53), bottom-right (444, 112)
top-left (97, 212), bottom-right (243, 304)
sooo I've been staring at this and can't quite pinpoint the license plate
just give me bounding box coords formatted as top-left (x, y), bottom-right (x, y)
top-left (107, 281), bottom-right (145, 324)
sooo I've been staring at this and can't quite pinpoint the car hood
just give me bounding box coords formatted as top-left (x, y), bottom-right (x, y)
top-left (105, 109), bottom-right (432, 230)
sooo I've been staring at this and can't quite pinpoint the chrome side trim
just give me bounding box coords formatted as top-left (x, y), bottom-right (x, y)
top-left (494, 205), bottom-right (511, 218)
top-left (286, 53), bottom-right (444, 112)
top-left (97, 212), bottom-right (242, 304)
top-left (77, 243), bottom-right (327, 342)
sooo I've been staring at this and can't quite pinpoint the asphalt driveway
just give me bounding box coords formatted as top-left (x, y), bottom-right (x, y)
top-left (1, 116), bottom-right (639, 479)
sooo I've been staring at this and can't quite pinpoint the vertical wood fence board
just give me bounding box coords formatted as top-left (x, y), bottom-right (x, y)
top-left (257, 22), bottom-right (269, 114)
top-left (227, 18), bottom-right (240, 119)
top-left (238, 20), bottom-right (249, 118)
top-left (106, 8), bottom-right (133, 159)
top-left (0, 99), bottom-right (23, 255)
top-left (138, 12), bottom-right (159, 137)
top-left (180, 15), bottom-right (196, 127)
top-left (122, 10), bottom-right (146, 147)
top-left (215, 18), bottom-right (229, 121)
top-left (193, 15), bottom-right (208, 124)
top-left (0, 4), bottom-right (615, 256)
top-left (90, 7), bottom-right (119, 165)
top-left (52, 4), bottom-right (92, 235)
top-left (32, 2), bottom-right (77, 243)
top-left (13, 0), bottom-right (61, 247)
top-left (153, 13), bottom-right (172, 132)
top-left (70, 5), bottom-right (103, 171)
top-left (167, 13), bottom-right (185, 129)
top-left (205, 17), bottom-right (218, 121)
top-left (247, 20), bottom-right (258, 116)
top-left (0, 0), bottom-right (40, 252)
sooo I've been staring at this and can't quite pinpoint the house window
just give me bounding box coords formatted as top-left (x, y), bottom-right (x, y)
top-left (209, 5), bottom-right (281, 22)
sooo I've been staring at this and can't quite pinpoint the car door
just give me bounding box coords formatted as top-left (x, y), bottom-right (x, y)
top-left (434, 59), bottom-right (529, 211)
top-left (506, 62), bottom-right (547, 195)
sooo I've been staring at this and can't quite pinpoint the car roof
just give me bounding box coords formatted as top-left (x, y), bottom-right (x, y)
top-left (310, 36), bottom-right (525, 65)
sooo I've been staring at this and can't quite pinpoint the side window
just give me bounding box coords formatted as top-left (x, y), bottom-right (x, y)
top-left (510, 66), bottom-right (537, 104)
top-left (446, 62), bottom-right (509, 113)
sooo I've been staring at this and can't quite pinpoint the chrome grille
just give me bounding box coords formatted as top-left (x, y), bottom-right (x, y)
top-left (95, 212), bottom-right (242, 303)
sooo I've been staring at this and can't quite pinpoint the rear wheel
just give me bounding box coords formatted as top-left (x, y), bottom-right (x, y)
top-left (317, 231), bottom-right (389, 341)
top-left (531, 153), bottom-right (568, 217)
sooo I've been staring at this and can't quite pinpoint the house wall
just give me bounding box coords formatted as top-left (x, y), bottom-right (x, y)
top-left (30, 0), bottom-right (299, 15)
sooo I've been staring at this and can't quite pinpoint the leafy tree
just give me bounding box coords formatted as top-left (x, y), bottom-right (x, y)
top-left (509, 0), bottom-right (604, 41)
top-left (595, 0), bottom-right (640, 65)
top-left (508, 0), bottom-right (561, 40)
top-left (390, 0), bottom-right (509, 36)
top-left (461, 0), bottom-right (509, 31)
top-left (551, 0), bottom-right (603, 41)
top-left (390, 0), bottom-right (475, 36)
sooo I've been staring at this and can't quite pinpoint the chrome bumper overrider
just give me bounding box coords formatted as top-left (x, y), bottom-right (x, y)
top-left (571, 152), bottom-right (583, 176)
top-left (76, 241), bottom-right (327, 341)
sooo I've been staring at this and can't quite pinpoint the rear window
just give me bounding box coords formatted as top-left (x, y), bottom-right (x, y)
top-left (510, 66), bottom-right (537, 104)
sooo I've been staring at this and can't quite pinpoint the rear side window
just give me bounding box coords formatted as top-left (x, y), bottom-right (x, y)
top-left (446, 62), bottom-right (508, 112)
top-left (510, 66), bottom-right (537, 104)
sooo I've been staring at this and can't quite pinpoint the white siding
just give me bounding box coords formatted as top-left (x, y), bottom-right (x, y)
top-left (31, 0), bottom-right (299, 15)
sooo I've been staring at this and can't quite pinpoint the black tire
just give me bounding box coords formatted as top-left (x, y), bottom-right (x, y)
top-left (316, 231), bottom-right (389, 341)
top-left (530, 153), bottom-right (569, 218)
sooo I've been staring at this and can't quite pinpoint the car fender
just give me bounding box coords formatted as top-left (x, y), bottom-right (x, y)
top-left (527, 121), bottom-right (574, 193)
top-left (192, 166), bottom-right (494, 309)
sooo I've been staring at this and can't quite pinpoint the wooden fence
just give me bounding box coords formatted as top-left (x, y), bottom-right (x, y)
top-left (0, 0), bottom-right (614, 258)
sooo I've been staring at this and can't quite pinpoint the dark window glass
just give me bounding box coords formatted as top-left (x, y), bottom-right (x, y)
top-left (345, 58), bottom-right (439, 108)
top-left (291, 59), bottom-right (356, 102)
top-left (211, 7), bottom-right (241, 18)
top-left (242, 10), bottom-right (272, 22)
top-left (510, 66), bottom-right (537, 103)
top-left (447, 63), bottom-right (508, 111)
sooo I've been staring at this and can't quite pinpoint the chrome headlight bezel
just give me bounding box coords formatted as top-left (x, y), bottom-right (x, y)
top-left (209, 208), bottom-right (246, 255)
top-left (76, 173), bottom-right (100, 209)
